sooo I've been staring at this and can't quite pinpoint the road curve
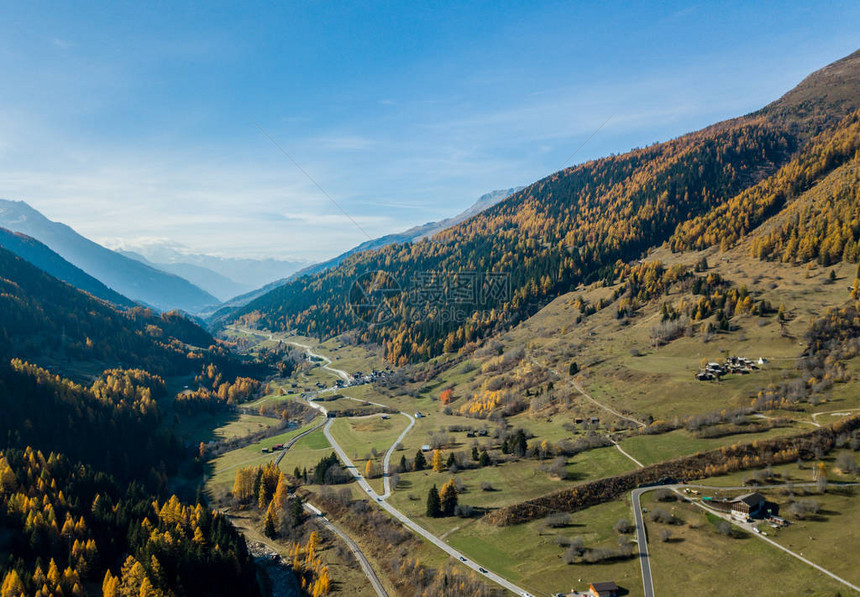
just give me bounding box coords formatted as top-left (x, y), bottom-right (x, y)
top-left (381, 413), bottom-right (415, 498)
top-left (320, 414), bottom-right (530, 596)
top-left (235, 329), bottom-right (533, 595)
top-left (810, 407), bottom-right (860, 427)
top-left (287, 340), bottom-right (352, 383)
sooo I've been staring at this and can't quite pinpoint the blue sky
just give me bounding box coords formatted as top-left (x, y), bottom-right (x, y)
top-left (0, 1), bottom-right (858, 261)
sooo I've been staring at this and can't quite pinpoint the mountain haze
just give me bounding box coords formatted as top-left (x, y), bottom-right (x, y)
top-left (0, 227), bottom-right (135, 307)
top-left (109, 241), bottom-right (307, 296)
top-left (119, 249), bottom-right (253, 301)
top-left (0, 200), bottom-right (220, 312)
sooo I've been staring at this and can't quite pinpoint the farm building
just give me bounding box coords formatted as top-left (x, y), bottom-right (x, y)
top-left (731, 492), bottom-right (779, 520)
top-left (587, 581), bottom-right (619, 597)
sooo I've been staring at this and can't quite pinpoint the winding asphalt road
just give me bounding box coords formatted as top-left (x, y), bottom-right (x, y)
top-left (291, 343), bottom-right (533, 597)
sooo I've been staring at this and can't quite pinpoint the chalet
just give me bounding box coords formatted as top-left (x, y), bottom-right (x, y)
top-left (414, 412), bottom-right (424, 419)
top-left (574, 417), bottom-right (584, 424)
top-left (421, 444), bottom-right (432, 452)
top-left (730, 492), bottom-right (778, 520)
top-left (587, 581), bottom-right (619, 597)
top-left (588, 417), bottom-right (600, 425)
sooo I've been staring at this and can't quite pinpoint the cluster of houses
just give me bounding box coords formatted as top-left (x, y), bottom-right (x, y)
top-left (333, 368), bottom-right (391, 388)
top-left (695, 356), bottom-right (767, 381)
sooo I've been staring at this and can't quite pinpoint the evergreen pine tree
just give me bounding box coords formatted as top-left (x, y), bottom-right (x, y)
top-left (264, 504), bottom-right (278, 538)
top-left (426, 485), bottom-right (441, 518)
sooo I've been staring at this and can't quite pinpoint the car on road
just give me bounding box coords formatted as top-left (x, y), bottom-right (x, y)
top-left (459, 556), bottom-right (467, 562)
top-left (377, 498), bottom-right (382, 502)
top-left (479, 568), bottom-right (487, 574)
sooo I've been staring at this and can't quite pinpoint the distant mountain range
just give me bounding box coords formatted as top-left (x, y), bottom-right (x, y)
top-left (207, 186), bottom-right (524, 320)
top-left (0, 200), bottom-right (219, 313)
top-left (110, 241), bottom-right (307, 301)
top-left (0, 227), bottom-right (136, 307)
top-left (118, 249), bottom-right (255, 302)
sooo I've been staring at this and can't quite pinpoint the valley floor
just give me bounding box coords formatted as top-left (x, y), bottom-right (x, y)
top-left (207, 250), bottom-right (860, 595)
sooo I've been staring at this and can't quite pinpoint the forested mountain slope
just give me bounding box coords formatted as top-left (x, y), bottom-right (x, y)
top-left (0, 249), bottom-right (266, 596)
top-left (0, 246), bottom-right (264, 386)
top-left (208, 186), bottom-right (522, 321)
top-left (0, 246), bottom-right (204, 375)
top-left (226, 50), bottom-right (860, 365)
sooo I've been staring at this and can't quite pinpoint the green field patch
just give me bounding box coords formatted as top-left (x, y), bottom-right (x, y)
top-left (618, 424), bottom-right (804, 466)
top-left (646, 492), bottom-right (851, 596)
top-left (205, 418), bottom-right (324, 498)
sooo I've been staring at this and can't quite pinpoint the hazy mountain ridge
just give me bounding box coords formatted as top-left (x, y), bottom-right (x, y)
top-left (0, 227), bottom-right (136, 307)
top-left (119, 249), bottom-right (253, 301)
top-left (0, 199), bottom-right (219, 312)
top-left (109, 240), bottom-right (307, 295)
